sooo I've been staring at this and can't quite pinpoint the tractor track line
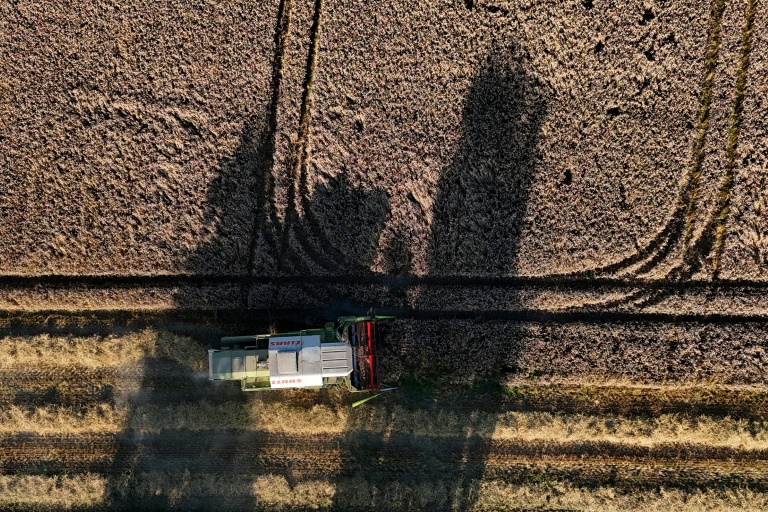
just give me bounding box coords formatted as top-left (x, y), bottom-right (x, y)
top-left (680, 0), bottom-right (727, 266)
top-left (710, 0), bottom-right (757, 277)
top-left (277, 0), bottom-right (324, 271)
top-left (601, 0), bottom-right (754, 309)
top-left (523, 0), bottom-right (727, 282)
top-left (243, 0), bottom-right (293, 285)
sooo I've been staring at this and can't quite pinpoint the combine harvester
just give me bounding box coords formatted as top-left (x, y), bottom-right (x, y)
top-left (208, 316), bottom-right (391, 393)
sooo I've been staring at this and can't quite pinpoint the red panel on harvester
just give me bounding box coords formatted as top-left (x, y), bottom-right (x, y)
top-left (367, 322), bottom-right (374, 390)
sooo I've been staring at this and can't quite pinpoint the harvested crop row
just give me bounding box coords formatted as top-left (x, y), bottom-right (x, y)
top-left (5, 429), bottom-right (768, 475)
top-left (3, 330), bottom-right (768, 510)
top-left (4, 473), bottom-right (768, 512)
top-left (9, 396), bottom-right (768, 454)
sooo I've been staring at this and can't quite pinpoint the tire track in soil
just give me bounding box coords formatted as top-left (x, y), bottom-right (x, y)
top-left (522, 0), bottom-right (749, 312)
top-left (613, 0), bottom-right (759, 310)
top-left (277, 0), bottom-right (327, 273)
top-left (0, 0), bottom-right (746, 309)
top-left (242, 0), bottom-right (293, 289)
top-left (253, 0), bottom-right (730, 317)
top-left (709, 0), bottom-right (758, 277)
top-left (548, 0), bottom-right (737, 312)
top-left (512, 0), bottom-right (729, 284)
top-left (272, 0), bottom-right (384, 276)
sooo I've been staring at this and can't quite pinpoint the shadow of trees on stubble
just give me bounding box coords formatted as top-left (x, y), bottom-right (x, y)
top-left (104, 41), bottom-right (545, 511)
top-left (331, 44), bottom-right (547, 511)
top-left (104, 117), bottom-right (391, 509)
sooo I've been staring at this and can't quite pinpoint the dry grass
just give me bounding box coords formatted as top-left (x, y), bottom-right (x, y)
top-left (126, 401), bottom-right (342, 433)
top-left (0, 404), bottom-right (120, 434)
top-left (253, 475), bottom-right (335, 510)
top-left (114, 471), bottom-right (257, 508)
top-left (0, 474), bottom-right (105, 509)
top-left (4, 473), bottom-right (768, 511)
top-left (8, 394), bottom-right (768, 453)
top-left (475, 482), bottom-right (768, 512)
top-left (491, 411), bottom-right (768, 449)
top-left (0, 329), bottom-right (205, 370)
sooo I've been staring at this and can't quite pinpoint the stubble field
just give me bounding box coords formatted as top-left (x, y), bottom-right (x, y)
top-left (2, 0), bottom-right (768, 509)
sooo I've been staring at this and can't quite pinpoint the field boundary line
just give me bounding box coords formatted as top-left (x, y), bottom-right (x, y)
top-left (2, 306), bottom-right (768, 327)
top-left (3, 273), bottom-right (768, 290)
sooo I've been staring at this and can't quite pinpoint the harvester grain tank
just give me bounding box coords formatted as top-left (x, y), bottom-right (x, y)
top-left (208, 316), bottom-right (390, 392)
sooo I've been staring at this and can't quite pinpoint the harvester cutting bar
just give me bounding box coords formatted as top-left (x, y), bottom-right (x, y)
top-left (350, 323), bottom-right (360, 389)
top-left (349, 320), bottom-right (382, 391)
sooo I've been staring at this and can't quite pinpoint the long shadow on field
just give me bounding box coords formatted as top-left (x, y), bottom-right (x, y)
top-left (104, 50), bottom-right (391, 512)
top-left (102, 128), bottom-right (390, 511)
top-left (331, 44), bottom-right (547, 510)
top-left (173, 111), bottom-right (390, 309)
top-left (102, 37), bottom-right (543, 512)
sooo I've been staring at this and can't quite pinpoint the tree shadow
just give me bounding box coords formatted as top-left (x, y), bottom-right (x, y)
top-left (102, 34), bottom-right (544, 512)
top-left (104, 79), bottom-right (391, 512)
top-left (331, 43), bottom-right (547, 510)
top-left (183, 117), bottom-right (280, 278)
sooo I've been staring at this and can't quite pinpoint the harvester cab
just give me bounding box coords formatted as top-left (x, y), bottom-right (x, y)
top-left (208, 316), bottom-right (391, 392)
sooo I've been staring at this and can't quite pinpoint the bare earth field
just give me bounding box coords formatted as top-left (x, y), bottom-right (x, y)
top-left (2, 0), bottom-right (768, 509)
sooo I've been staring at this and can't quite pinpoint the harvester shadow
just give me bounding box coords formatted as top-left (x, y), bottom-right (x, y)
top-left (104, 100), bottom-right (391, 512)
top-left (107, 34), bottom-right (544, 512)
top-left (102, 107), bottom-right (276, 508)
top-left (331, 44), bottom-right (547, 510)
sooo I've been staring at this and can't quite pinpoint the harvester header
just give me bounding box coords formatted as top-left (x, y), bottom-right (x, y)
top-left (208, 316), bottom-right (391, 392)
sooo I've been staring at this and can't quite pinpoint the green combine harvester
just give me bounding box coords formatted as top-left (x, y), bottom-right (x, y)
top-left (208, 316), bottom-right (392, 392)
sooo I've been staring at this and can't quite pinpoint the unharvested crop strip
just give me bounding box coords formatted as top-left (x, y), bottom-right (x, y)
top-left (4, 307), bottom-right (768, 344)
top-left (401, 382), bottom-right (768, 419)
top-left (709, 0), bottom-right (757, 277)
